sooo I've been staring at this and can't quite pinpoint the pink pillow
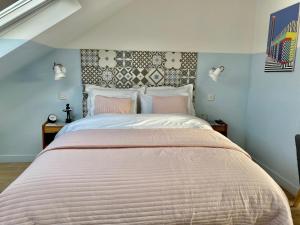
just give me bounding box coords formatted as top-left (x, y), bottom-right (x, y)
top-left (94, 96), bottom-right (132, 114)
top-left (152, 95), bottom-right (188, 114)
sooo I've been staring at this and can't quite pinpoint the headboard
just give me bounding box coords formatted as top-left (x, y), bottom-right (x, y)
top-left (80, 49), bottom-right (198, 117)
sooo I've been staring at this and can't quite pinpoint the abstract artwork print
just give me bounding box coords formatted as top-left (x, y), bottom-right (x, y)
top-left (265, 3), bottom-right (300, 72)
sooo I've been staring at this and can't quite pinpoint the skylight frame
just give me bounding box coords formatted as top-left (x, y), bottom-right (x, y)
top-left (0, 0), bottom-right (32, 19)
top-left (0, 0), bottom-right (52, 31)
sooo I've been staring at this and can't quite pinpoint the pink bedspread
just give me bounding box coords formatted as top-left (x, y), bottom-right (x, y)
top-left (0, 129), bottom-right (292, 225)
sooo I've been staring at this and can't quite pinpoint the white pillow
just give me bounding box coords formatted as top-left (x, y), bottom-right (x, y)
top-left (85, 85), bottom-right (145, 94)
top-left (85, 85), bottom-right (144, 116)
top-left (145, 84), bottom-right (195, 115)
top-left (140, 94), bottom-right (153, 113)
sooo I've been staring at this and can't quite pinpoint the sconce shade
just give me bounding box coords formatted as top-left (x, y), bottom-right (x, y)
top-left (209, 66), bottom-right (225, 82)
top-left (53, 62), bottom-right (66, 80)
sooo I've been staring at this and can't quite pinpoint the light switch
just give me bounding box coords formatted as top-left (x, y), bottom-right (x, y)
top-left (58, 92), bottom-right (67, 100)
top-left (207, 94), bottom-right (215, 101)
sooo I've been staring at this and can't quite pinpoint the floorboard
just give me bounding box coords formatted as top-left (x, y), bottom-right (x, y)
top-left (284, 189), bottom-right (300, 225)
top-left (0, 163), bottom-right (30, 192)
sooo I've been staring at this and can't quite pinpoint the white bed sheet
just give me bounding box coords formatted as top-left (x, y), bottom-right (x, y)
top-left (57, 114), bottom-right (212, 138)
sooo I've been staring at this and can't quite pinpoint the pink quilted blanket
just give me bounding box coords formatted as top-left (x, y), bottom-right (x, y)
top-left (0, 129), bottom-right (292, 225)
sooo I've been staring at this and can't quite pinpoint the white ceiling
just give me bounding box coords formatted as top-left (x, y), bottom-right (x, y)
top-left (34, 0), bottom-right (134, 47)
top-left (34, 0), bottom-right (257, 53)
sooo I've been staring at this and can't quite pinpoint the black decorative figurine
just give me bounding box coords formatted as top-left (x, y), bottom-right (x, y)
top-left (63, 104), bottom-right (72, 123)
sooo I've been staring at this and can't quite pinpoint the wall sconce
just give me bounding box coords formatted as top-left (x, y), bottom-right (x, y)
top-left (209, 65), bottom-right (225, 82)
top-left (53, 62), bottom-right (66, 80)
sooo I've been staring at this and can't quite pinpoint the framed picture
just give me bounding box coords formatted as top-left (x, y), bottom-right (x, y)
top-left (265, 3), bottom-right (300, 72)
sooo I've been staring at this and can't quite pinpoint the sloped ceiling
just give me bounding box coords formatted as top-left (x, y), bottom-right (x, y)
top-left (33, 0), bottom-right (133, 48)
top-left (35, 0), bottom-right (256, 53)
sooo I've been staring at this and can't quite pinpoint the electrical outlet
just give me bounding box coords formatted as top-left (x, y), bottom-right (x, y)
top-left (207, 94), bottom-right (215, 101)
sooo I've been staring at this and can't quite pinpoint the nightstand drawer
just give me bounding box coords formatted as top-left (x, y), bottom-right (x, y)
top-left (42, 122), bottom-right (65, 148)
top-left (44, 126), bottom-right (63, 133)
top-left (209, 121), bottom-right (228, 137)
top-left (211, 125), bottom-right (226, 132)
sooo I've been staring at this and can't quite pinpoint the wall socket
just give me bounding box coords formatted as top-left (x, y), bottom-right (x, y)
top-left (207, 94), bottom-right (215, 101)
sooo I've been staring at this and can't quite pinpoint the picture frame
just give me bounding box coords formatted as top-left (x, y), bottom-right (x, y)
top-left (265, 3), bottom-right (300, 72)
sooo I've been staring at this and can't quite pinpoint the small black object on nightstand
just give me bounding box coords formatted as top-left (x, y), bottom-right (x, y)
top-left (209, 120), bottom-right (228, 136)
top-left (47, 114), bottom-right (57, 123)
top-left (215, 119), bottom-right (225, 124)
top-left (63, 104), bottom-right (72, 123)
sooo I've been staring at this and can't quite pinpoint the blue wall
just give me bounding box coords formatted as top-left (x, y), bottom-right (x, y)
top-left (196, 53), bottom-right (251, 147)
top-left (1, 40), bottom-right (299, 195)
top-left (0, 42), bottom-right (82, 162)
top-left (1, 40), bottom-right (298, 197)
top-left (0, 44), bottom-right (252, 162)
top-left (246, 50), bottom-right (300, 194)
top-left (0, 40), bottom-right (53, 79)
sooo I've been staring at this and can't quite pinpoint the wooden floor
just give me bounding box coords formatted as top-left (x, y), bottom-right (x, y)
top-left (0, 163), bottom-right (299, 224)
top-left (287, 190), bottom-right (300, 225)
top-left (0, 163), bottom-right (30, 192)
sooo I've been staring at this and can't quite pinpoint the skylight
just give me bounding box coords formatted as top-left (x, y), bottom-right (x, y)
top-left (0, 0), bottom-right (51, 31)
top-left (0, 0), bottom-right (81, 58)
top-left (0, 0), bottom-right (19, 12)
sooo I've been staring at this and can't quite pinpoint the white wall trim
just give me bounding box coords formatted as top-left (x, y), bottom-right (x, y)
top-left (253, 157), bottom-right (299, 195)
top-left (0, 155), bottom-right (35, 162)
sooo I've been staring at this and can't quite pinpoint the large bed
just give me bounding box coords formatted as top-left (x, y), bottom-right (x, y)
top-left (0, 114), bottom-right (292, 225)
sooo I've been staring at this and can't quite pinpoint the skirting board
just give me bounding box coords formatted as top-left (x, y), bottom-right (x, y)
top-left (253, 157), bottom-right (299, 196)
top-left (0, 155), bottom-right (35, 163)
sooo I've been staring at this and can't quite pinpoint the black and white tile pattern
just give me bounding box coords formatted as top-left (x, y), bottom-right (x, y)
top-left (149, 52), bottom-right (166, 69)
top-left (116, 51), bottom-right (132, 67)
top-left (181, 69), bottom-right (196, 85)
top-left (132, 51), bottom-right (151, 68)
top-left (81, 49), bottom-right (99, 67)
top-left (81, 66), bottom-right (100, 85)
top-left (115, 67), bottom-right (133, 88)
top-left (131, 68), bottom-right (149, 86)
top-left (81, 49), bottom-right (198, 116)
top-left (164, 68), bottom-right (182, 87)
top-left (98, 67), bottom-right (117, 88)
top-left (182, 52), bottom-right (198, 69)
top-left (147, 68), bottom-right (165, 86)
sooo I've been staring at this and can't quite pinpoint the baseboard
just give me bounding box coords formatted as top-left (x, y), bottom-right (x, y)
top-left (253, 157), bottom-right (299, 196)
top-left (0, 155), bottom-right (35, 163)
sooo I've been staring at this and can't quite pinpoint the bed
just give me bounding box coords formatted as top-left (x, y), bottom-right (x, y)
top-left (0, 50), bottom-right (293, 224)
top-left (0, 114), bottom-right (293, 225)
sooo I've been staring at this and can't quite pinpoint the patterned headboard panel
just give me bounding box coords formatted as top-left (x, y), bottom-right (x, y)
top-left (80, 49), bottom-right (198, 117)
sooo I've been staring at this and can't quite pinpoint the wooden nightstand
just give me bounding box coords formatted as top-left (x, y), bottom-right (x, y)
top-left (42, 122), bottom-right (65, 148)
top-left (209, 121), bottom-right (228, 137)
